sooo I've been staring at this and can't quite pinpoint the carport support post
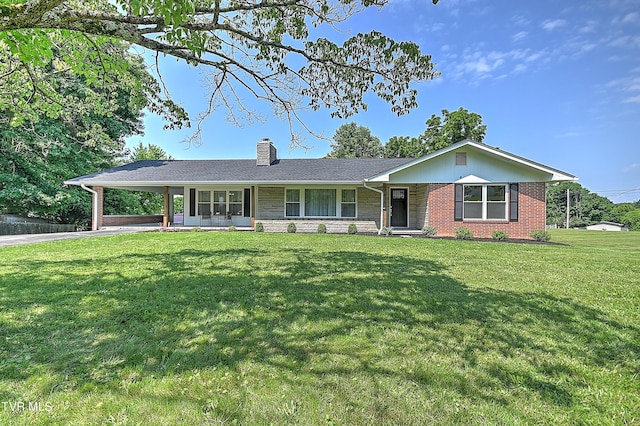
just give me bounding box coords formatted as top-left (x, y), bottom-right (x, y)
top-left (81, 185), bottom-right (103, 231)
top-left (163, 186), bottom-right (169, 228)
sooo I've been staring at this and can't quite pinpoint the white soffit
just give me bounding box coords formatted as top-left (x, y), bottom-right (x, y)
top-left (455, 174), bottom-right (491, 184)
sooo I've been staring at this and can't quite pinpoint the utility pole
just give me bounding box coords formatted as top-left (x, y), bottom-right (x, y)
top-left (566, 188), bottom-right (570, 229)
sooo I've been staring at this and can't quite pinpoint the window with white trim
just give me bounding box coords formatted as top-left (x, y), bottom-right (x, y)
top-left (286, 189), bottom-right (301, 217)
top-left (285, 188), bottom-right (356, 218)
top-left (463, 184), bottom-right (508, 220)
top-left (341, 189), bottom-right (356, 218)
top-left (305, 189), bottom-right (336, 216)
top-left (198, 191), bottom-right (211, 216)
top-left (228, 191), bottom-right (243, 216)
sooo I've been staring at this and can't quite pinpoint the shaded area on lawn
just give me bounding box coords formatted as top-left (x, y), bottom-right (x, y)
top-left (1, 241), bottom-right (639, 423)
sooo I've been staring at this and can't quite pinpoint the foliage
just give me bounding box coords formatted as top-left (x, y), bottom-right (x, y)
top-left (347, 223), bottom-right (358, 234)
top-left (255, 222), bottom-right (264, 232)
top-left (620, 209), bottom-right (640, 231)
top-left (328, 122), bottom-right (383, 158)
top-left (127, 142), bottom-right (174, 162)
top-left (0, 231), bottom-right (638, 424)
top-left (385, 135), bottom-right (423, 158)
top-left (381, 226), bottom-right (393, 236)
top-left (491, 230), bottom-right (509, 241)
top-left (455, 226), bottom-right (473, 240)
top-left (0, 30), bottom-right (186, 145)
top-left (421, 225), bottom-right (437, 237)
top-left (287, 222), bottom-right (297, 233)
top-left (228, 225), bottom-right (237, 232)
top-left (0, 0), bottom-right (440, 146)
top-left (385, 107), bottom-right (487, 158)
top-left (317, 223), bottom-right (327, 234)
top-left (530, 229), bottom-right (551, 242)
top-left (0, 41), bottom-right (169, 224)
top-left (546, 182), bottom-right (614, 228)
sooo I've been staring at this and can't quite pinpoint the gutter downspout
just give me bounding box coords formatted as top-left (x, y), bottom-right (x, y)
top-left (80, 184), bottom-right (99, 231)
top-left (363, 180), bottom-right (385, 235)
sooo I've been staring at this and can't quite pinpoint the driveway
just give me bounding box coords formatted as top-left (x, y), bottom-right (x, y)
top-left (0, 227), bottom-right (155, 247)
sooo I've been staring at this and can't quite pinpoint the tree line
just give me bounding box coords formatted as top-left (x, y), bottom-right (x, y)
top-left (327, 108), bottom-right (486, 159)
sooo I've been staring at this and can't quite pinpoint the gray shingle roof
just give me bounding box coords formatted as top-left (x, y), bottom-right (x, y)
top-left (65, 158), bottom-right (413, 186)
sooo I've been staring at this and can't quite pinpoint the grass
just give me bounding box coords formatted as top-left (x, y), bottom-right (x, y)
top-left (0, 230), bottom-right (638, 425)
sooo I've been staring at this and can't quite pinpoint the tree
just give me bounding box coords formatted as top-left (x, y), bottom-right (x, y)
top-left (0, 0), bottom-right (439, 146)
top-left (384, 107), bottom-right (487, 158)
top-left (422, 107), bottom-right (487, 153)
top-left (0, 43), bottom-right (159, 225)
top-left (384, 135), bottom-right (423, 158)
top-left (620, 210), bottom-right (640, 231)
top-left (127, 142), bottom-right (173, 162)
top-left (328, 122), bottom-right (383, 158)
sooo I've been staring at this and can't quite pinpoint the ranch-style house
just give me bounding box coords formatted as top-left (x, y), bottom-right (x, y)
top-left (65, 139), bottom-right (577, 239)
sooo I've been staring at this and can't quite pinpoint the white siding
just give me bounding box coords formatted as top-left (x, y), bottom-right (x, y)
top-left (387, 148), bottom-right (551, 184)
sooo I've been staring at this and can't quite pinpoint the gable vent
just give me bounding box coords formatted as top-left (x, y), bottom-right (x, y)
top-left (455, 152), bottom-right (467, 166)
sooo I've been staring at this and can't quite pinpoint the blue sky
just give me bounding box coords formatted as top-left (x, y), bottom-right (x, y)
top-left (126, 0), bottom-right (640, 203)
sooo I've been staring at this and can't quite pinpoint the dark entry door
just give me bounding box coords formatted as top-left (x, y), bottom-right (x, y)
top-left (390, 188), bottom-right (408, 227)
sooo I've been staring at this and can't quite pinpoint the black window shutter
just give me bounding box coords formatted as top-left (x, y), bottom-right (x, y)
top-left (454, 184), bottom-right (463, 221)
top-left (509, 183), bottom-right (519, 222)
top-left (243, 188), bottom-right (251, 217)
top-left (189, 188), bottom-right (196, 216)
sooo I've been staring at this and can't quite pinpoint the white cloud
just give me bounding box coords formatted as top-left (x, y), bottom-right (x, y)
top-left (512, 31), bottom-right (528, 42)
top-left (579, 20), bottom-right (598, 33)
top-left (623, 94), bottom-right (640, 104)
top-left (622, 12), bottom-right (639, 23)
top-left (541, 19), bottom-right (567, 31)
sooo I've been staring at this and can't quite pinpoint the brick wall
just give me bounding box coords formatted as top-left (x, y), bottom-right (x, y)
top-left (95, 186), bottom-right (104, 230)
top-left (427, 182), bottom-right (546, 239)
top-left (102, 215), bottom-right (164, 226)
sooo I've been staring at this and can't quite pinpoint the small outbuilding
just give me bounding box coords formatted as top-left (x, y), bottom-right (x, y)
top-left (586, 221), bottom-right (629, 232)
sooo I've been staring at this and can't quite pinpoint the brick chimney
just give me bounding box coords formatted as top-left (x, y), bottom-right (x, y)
top-left (257, 138), bottom-right (277, 166)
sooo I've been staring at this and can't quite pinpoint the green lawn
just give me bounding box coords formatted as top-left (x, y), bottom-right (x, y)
top-left (1, 230), bottom-right (638, 425)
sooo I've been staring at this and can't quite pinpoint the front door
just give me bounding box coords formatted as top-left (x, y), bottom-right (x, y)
top-left (390, 188), bottom-right (408, 227)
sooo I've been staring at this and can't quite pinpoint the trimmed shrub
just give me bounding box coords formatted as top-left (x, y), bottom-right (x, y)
top-left (491, 230), bottom-right (509, 241)
top-left (190, 227), bottom-right (203, 232)
top-left (227, 225), bottom-right (237, 232)
top-left (421, 225), bottom-right (437, 238)
top-left (287, 222), bottom-right (297, 233)
top-left (317, 223), bottom-right (327, 234)
top-left (347, 223), bottom-right (357, 235)
top-left (255, 222), bottom-right (264, 232)
top-left (455, 226), bottom-right (473, 240)
top-left (381, 227), bottom-right (393, 236)
top-left (530, 229), bottom-right (551, 242)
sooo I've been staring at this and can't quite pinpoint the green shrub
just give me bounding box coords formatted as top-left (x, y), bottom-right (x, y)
top-left (190, 227), bottom-right (203, 232)
top-left (421, 226), bottom-right (437, 237)
top-left (530, 229), bottom-right (551, 242)
top-left (255, 222), bottom-right (264, 232)
top-left (287, 222), bottom-right (297, 233)
top-left (455, 227), bottom-right (473, 240)
top-left (227, 225), bottom-right (237, 232)
top-left (381, 227), bottom-right (393, 236)
top-left (317, 223), bottom-right (327, 234)
top-left (491, 230), bottom-right (509, 241)
top-left (347, 223), bottom-right (357, 235)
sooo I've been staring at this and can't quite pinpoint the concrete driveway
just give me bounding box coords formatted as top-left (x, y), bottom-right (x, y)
top-left (0, 227), bottom-right (155, 247)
